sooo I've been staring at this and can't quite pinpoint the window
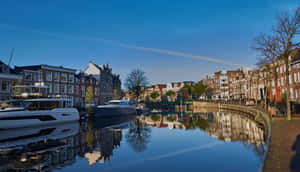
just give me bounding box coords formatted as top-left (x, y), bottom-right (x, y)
top-left (82, 86), bottom-right (85, 97)
top-left (33, 73), bottom-right (39, 81)
top-left (1, 81), bottom-right (9, 92)
top-left (46, 71), bottom-right (52, 81)
top-left (45, 83), bottom-right (52, 94)
top-left (60, 84), bottom-right (67, 94)
top-left (281, 77), bottom-right (284, 86)
top-left (54, 72), bottom-right (60, 82)
top-left (295, 73), bottom-right (297, 83)
top-left (289, 75), bottom-right (292, 84)
top-left (68, 85), bottom-right (74, 94)
top-left (54, 84), bottom-right (59, 93)
top-left (68, 74), bottom-right (74, 83)
top-left (61, 73), bottom-right (67, 82)
top-left (24, 72), bottom-right (32, 81)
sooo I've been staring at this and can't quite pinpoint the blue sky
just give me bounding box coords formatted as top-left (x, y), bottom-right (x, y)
top-left (0, 0), bottom-right (299, 84)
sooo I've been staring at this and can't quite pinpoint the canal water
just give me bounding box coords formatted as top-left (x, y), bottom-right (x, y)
top-left (0, 111), bottom-right (267, 172)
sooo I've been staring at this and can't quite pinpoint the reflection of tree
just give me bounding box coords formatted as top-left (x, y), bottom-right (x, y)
top-left (193, 118), bottom-right (209, 130)
top-left (150, 115), bottom-right (160, 121)
top-left (125, 119), bottom-right (151, 152)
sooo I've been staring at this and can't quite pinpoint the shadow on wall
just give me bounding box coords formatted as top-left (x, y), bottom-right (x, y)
top-left (291, 135), bottom-right (300, 171)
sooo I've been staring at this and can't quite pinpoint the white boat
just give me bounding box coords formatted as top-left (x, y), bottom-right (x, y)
top-left (0, 98), bottom-right (79, 129)
top-left (94, 100), bottom-right (136, 116)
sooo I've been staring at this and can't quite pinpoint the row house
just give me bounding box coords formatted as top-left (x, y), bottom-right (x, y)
top-left (143, 84), bottom-right (167, 101)
top-left (205, 68), bottom-right (252, 101)
top-left (142, 81), bottom-right (195, 101)
top-left (166, 82), bottom-right (184, 92)
top-left (204, 48), bottom-right (300, 103)
top-left (84, 62), bottom-right (121, 104)
top-left (15, 64), bottom-right (76, 105)
top-left (0, 61), bottom-right (22, 100)
top-left (112, 74), bottom-right (122, 99)
top-left (74, 72), bottom-right (100, 107)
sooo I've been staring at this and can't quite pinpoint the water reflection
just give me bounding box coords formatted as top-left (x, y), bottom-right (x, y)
top-left (125, 118), bottom-right (152, 152)
top-left (0, 111), bottom-right (267, 171)
top-left (140, 112), bottom-right (265, 147)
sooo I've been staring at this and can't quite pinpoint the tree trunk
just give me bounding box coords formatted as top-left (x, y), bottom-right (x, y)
top-left (273, 66), bottom-right (277, 108)
top-left (256, 74), bottom-right (259, 105)
top-left (264, 70), bottom-right (268, 111)
top-left (285, 60), bottom-right (291, 120)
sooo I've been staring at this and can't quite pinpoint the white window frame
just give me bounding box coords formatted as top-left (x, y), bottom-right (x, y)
top-left (46, 71), bottom-right (52, 81)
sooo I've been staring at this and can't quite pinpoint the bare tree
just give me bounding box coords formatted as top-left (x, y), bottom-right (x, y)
top-left (253, 7), bottom-right (300, 120)
top-left (125, 69), bottom-right (149, 100)
top-left (254, 34), bottom-right (280, 107)
top-left (273, 8), bottom-right (300, 120)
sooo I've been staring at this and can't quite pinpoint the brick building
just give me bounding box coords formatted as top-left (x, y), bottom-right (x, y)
top-left (0, 61), bottom-right (22, 100)
top-left (74, 72), bottom-right (100, 107)
top-left (15, 64), bottom-right (76, 105)
top-left (84, 62), bottom-right (121, 104)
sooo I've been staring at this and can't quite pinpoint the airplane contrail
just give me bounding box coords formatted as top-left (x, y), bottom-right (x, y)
top-left (0, 23), bottom-right (242, 66)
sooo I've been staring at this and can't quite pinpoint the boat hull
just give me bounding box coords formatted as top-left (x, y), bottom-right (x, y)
top-left (93, 107), bottom-right (136, 117)
top-left (0, 108), bottom-right (79, 129)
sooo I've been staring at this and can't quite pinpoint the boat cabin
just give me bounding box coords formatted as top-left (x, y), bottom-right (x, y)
top-left (0, 98), bottom-right (72, 111)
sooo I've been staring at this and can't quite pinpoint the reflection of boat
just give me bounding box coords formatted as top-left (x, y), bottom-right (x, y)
top-left (89, 114), bottom-right (136, 129)
top-left (94, 100), bottom-right (136, 117)
top-left (0, 98), bottom-right (79, 129)
top-left (0, 122), bottom-right (79, 153)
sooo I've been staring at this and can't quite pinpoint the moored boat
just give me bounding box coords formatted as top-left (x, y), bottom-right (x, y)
top-left (0, 98), bottom-right (79, 129)
top-left (94, 100), bottom-right (136, 117)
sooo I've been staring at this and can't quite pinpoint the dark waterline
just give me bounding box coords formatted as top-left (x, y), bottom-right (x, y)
top-left (0, 111), bottom-right (266, 172)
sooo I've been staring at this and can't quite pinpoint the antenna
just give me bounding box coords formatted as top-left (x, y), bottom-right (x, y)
top-left (8, 48), bottom-right (15, 67)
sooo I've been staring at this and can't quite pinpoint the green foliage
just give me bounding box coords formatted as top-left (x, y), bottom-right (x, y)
top-left (86, 105), bottom-right (94, 113)
top-left (150, 91), bottom-right (160, 100)
top-left (193, 118), bottom-right (209, 130)
top-left (85, 130), bottom-right (93, 148)
top-left (166, 116), bottom-right (176, 122)
top-left (125, 69), bottom-right (148, 99)
top-left (192, 81), bottom-right (208, 97)
top-left (13, 78), bottom-right (22, 96)
top-left (85, 86), bottom-right (94, 104)
top-left (184, 118), bottom-right (209, 130)
top-left (182, 84), bottom-right (193, 95)
top-left (150, 115), bottom-right (161, 121)
top-left (166, 90), bottom-right (176, 97)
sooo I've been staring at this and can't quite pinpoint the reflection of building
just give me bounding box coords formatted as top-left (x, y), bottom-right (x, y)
top-left (0, 122), bottom-right (123, 171)
top-left (139, 112), bottom-right (265, 148)
top-left (84, 128), bottom-right (122, 166)
top-left (200, 112), bottom-right (265, 146)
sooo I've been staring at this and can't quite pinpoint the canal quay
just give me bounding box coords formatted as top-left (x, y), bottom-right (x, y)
top-left (2, 1), bottom-right (300, 172)
top-left (0, 102), bottom-right (270, 172)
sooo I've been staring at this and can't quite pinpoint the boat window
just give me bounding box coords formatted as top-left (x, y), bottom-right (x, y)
top-left (108, 102), bottom-right (121, 105)
top-left (27, 101), bottom-right (60, 110)
top-left (120, 102), bottom-right (129, 105)
top-left (0, 101), bottom-right (30, 109)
